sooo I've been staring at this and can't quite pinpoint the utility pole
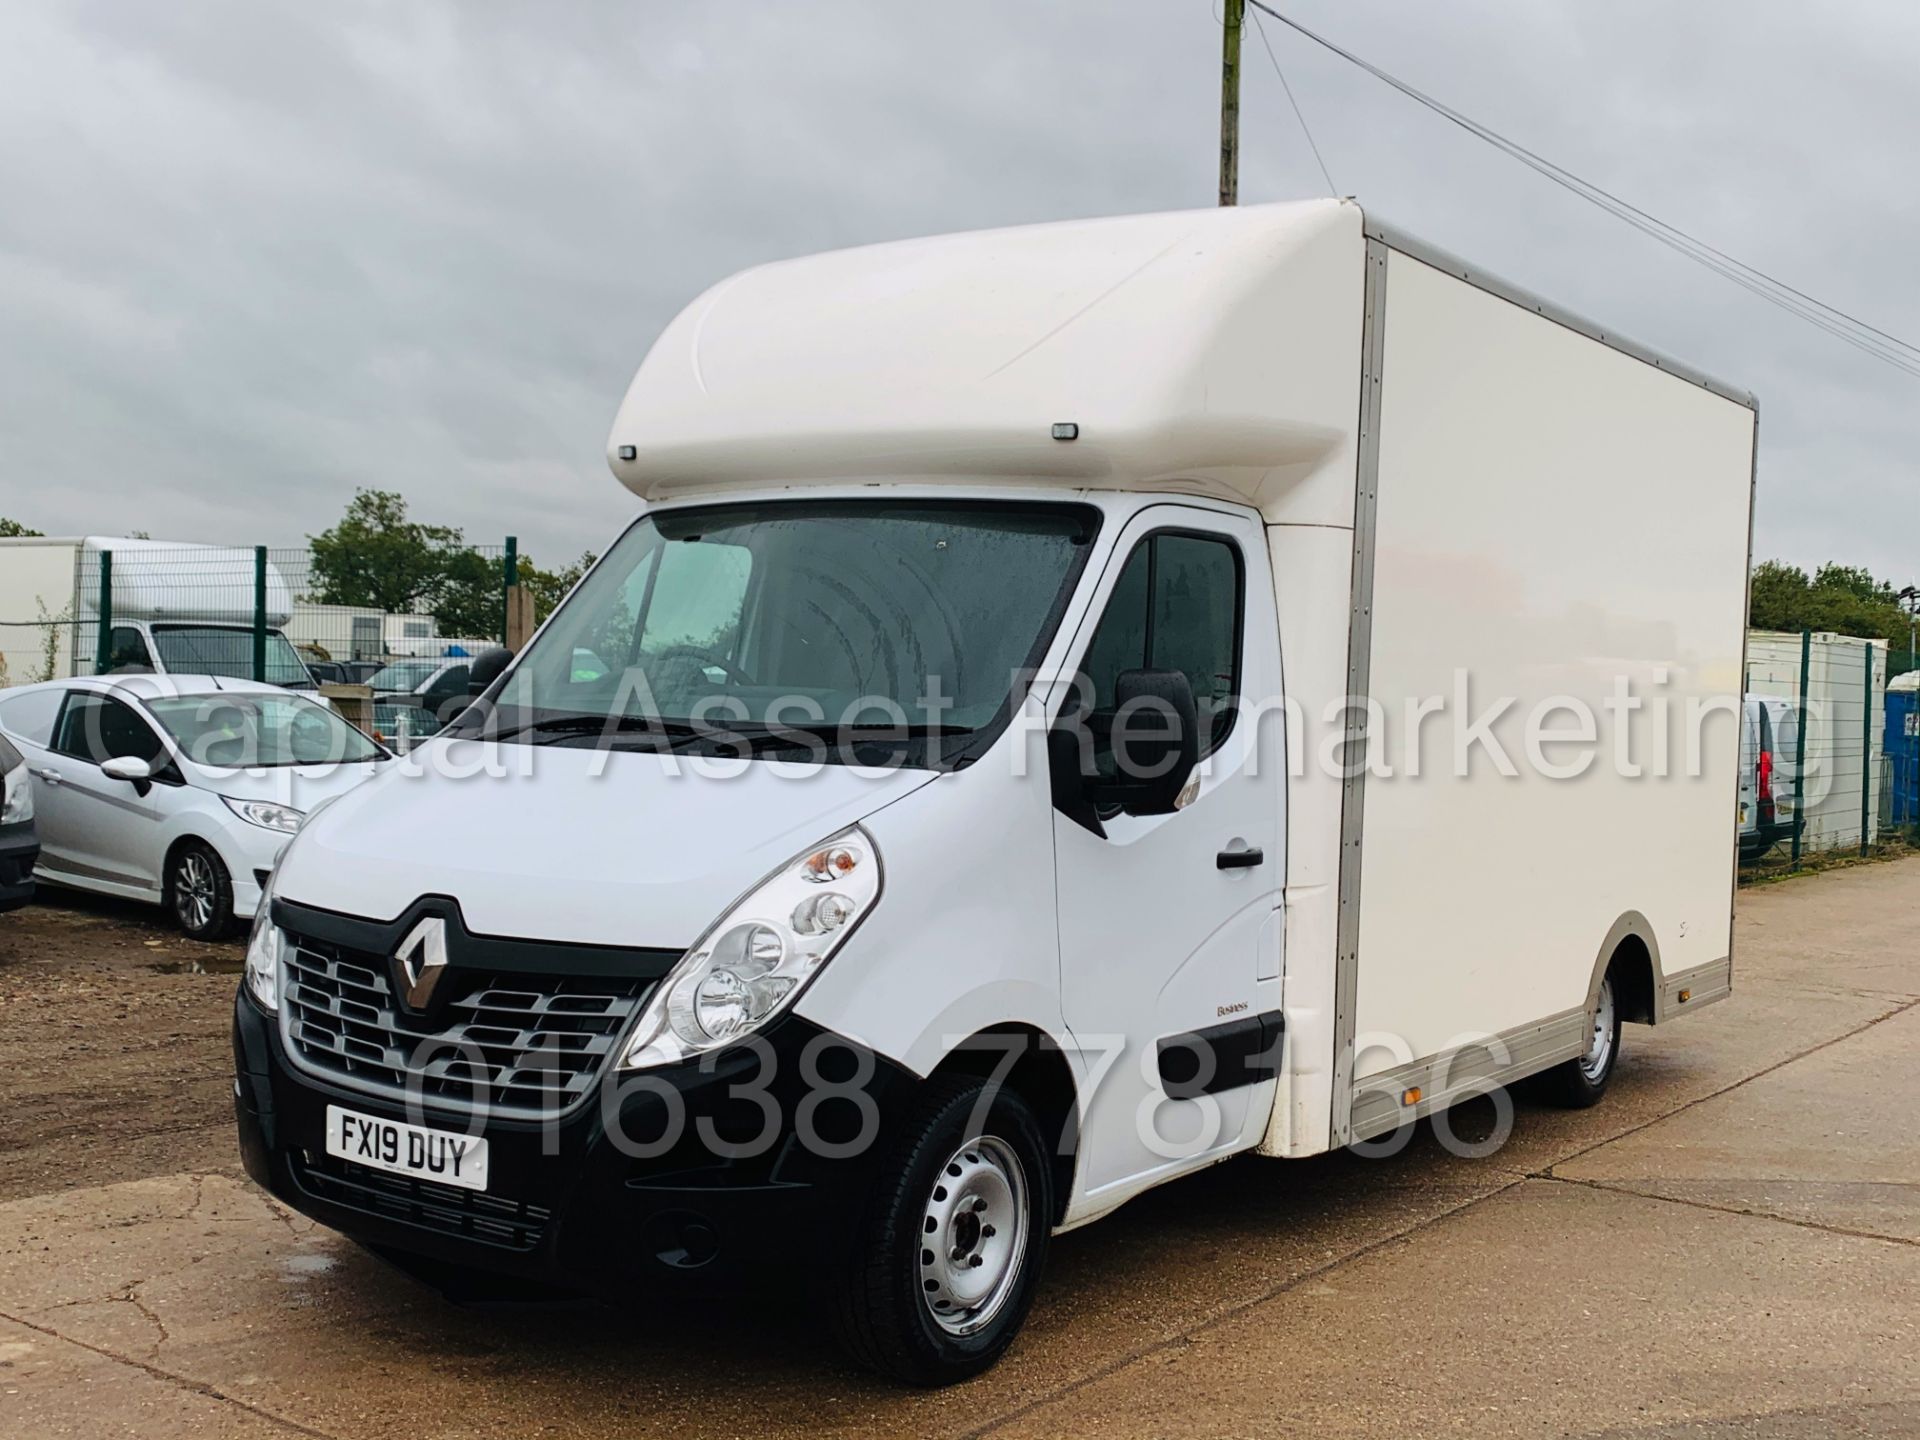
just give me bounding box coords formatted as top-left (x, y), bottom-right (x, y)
top-left (1219, 0), bottom-right (1244, 206)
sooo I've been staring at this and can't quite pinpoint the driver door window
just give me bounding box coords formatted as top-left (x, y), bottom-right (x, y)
top-left (1072, 530), bottom-right (1244, 772)
top-left (53, 694), bottom-right (166, 768)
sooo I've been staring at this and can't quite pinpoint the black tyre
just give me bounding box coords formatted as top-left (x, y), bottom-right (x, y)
top-left (1536, 970), bottom-right (1622, 1108)
top-left (167, 840), bottom-right (237, 941)
top-left (829, 1075), bottom-right (1053, 1386)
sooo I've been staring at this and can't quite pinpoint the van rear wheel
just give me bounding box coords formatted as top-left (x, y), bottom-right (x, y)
top-left (1537, 972), bottom-right (1621, 1108)
top-left (828, 1075), bottom-right (1052, 1385)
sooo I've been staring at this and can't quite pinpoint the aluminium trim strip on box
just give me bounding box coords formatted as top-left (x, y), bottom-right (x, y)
top-left (1361, 215), bottom-right (1758, 411)
top-left (1329, 236), bottom-right (1390, 1149)
top-left (1348, 1004), bottom-right (1590, 1142)
top-left (1655, 955), bottom-right (1734, 1023)
top-left (1346, 952), bottom-right (1734, 1142)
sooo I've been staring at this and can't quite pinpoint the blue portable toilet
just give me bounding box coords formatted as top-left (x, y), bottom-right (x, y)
top-left (1889, 670), bottom-right (1920, 826)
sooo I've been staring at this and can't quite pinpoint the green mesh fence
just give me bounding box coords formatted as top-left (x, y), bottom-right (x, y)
top-left (2, 540), bottom-right (514, 690)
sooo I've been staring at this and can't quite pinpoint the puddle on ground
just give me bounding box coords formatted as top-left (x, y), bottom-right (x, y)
top-left (281, 1253), bottom-right (340, 1281)
top-left (144, 955), bottom-right (246, 975)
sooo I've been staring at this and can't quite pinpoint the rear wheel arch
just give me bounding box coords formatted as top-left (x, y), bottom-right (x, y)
top-left (1592, 913), bottom-right (1659, 1025)
top-left (927, 1024), bottom-right (1079, 1226)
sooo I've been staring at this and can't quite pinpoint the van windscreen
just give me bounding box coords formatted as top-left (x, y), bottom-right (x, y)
top-left (485, 500), bottom-right (1099, 766)
top-left (150, 625), bottom-right (313, 688)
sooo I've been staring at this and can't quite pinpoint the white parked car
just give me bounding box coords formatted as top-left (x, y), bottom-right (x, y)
top-left (0, 674), bottom-right (390, 938)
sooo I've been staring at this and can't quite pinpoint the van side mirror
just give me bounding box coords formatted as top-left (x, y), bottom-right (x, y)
top-left (468, 647), bottom-right (514, 699)
top-left (1108, 669), bottom-right (1200, 817)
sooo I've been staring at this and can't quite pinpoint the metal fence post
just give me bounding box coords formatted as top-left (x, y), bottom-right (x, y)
top-left (1861, 644), bottom-right (1874, 856)
top-left (1791, 628), bottom-right (1811, 867)
top-left (253, 545), bottom-right (268, 683)
top-left (93, 550), bottom-right (113, 674)
top-left (501, 535), bottom-right (518, 645)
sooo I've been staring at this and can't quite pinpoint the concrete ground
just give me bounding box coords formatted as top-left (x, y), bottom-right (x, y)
top-left (2, 860), bottom-right (1917, 1438)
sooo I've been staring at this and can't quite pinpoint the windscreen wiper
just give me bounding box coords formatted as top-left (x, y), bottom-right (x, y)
top-left (488, 714), bottom-right (701, 744)
top-left (731, 722), bottom-right (977, 739)
top-left (707, 721), bottom-right (980, 757)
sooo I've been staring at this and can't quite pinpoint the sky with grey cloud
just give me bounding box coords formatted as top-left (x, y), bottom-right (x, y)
top-left (2, 1), bottom-right (1915, 586)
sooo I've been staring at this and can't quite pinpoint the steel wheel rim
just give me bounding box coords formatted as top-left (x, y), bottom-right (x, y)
top-left (1579, 976), bottom-right (1617, 1082)
top-left (174, 852), bottom-right (215, 932)
top-left (918, 1134), bottom-right (1029, 1337)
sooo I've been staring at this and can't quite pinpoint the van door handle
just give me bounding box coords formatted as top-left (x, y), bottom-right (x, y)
top-left (33, 768), bottom-right (62, 785)
top-left (1216, 846), bottom-right (1264, 870)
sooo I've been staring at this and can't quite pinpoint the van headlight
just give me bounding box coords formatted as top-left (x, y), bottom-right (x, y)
top-left (620, 826), bottom-right (882, 1069)
top-left (1, 760), bottom-right (31, 825)
top-left (243, 868), bottom-right (284, 1012)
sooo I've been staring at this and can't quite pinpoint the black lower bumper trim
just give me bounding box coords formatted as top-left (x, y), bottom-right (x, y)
top-left (234, 986), bottom-right (916, 1298)
top-left (288, 1150), bottom-right (553, 1251)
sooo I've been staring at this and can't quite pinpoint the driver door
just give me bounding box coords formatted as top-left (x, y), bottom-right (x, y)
top-left (37, 691), bottom-right (169, 893)
top-left (1050, 505), bottom-right (1284, 1202)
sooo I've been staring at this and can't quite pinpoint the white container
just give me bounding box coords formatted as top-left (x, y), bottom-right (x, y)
top-left (1746, 629), bottom-right (1887, 853)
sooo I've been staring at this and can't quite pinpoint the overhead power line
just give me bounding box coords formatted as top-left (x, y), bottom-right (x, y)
top-left (1247, 7), bottom-right (1336, 198)
top-left (1242, 0), bottom-right (1920, 380)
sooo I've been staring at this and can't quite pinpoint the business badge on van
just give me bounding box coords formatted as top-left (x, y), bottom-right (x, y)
top-left (392, 915), bottom-right (450, 1013)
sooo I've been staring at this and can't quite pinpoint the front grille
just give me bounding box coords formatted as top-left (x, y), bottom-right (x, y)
top-left (292, 1149), bottom-right (551, 1250)
top-left (280, 935), bottom-right (655, 1117)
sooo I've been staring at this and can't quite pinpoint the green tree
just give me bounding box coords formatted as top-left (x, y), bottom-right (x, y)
top-left (308, 490), bottom-right (465, 615)
top-left (1749, 558), bottom-right (1914, 650)
top-left (306, 489), bottom-right (593, 645)
top-left (432, 548), bottom-right (505, 640)
top-left (519, 551), bottom-right (596, 623)
top-left (0, 517), bottom-right (42, 537)
top-left (1747, 560), bottom-right (1810, 633)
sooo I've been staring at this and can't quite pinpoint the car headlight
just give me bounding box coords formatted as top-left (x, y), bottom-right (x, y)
top-left (1, 760), bottom-right (31, 825)
top-left (620, 826), bottom-right (882, 1069)
top-left (224, 797), bottom-right (304, 834)
top-left (244, 867), bottom-right (283, 1012)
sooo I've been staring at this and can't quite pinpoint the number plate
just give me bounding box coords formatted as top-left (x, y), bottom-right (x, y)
top-left (325, 1105), bottom-right (489, 1192)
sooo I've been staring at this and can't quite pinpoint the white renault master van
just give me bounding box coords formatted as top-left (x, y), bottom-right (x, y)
top-left (233, 200), bottom-right (1756, 1383)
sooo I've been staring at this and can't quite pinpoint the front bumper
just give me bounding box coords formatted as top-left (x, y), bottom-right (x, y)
top-left (0, 822), bottom-right (36, 912)
top-left (232, 989), bottom-right (917, 1297)
top-left (207, 820), bottom-right (288, 921)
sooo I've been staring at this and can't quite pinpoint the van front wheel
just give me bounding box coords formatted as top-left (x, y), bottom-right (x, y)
top-left (829, 1075), bottom-right (1052, 1385)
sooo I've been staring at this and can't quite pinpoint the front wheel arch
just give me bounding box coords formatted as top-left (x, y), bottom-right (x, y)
top-left (926, 1024), bottom-right (1079, 1226)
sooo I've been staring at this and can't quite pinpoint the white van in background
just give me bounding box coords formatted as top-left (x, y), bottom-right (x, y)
top-left (0, 537), bottom-right (317, 690)
top-left (1739, 693), bottom-right (1800, 860)
top-left (231, 200), bottom-right (1757, 1383)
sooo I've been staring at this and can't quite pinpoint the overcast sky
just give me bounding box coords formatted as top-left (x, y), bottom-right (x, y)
top-left (2, 1), bottom-right (1916, 583)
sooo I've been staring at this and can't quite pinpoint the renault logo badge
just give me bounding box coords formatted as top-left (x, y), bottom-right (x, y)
top-left (392, 915), bottom-right (450, 1012)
